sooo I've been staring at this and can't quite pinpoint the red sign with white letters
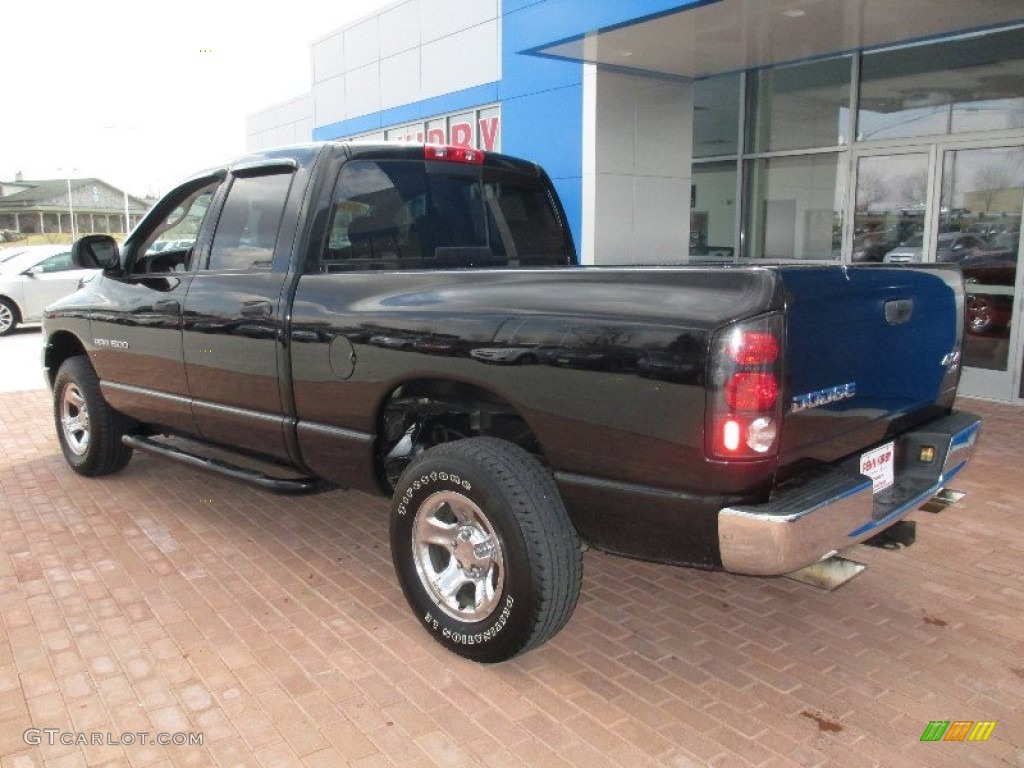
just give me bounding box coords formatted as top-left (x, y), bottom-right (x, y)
top-left (389, 116), bottom-right (501, 151)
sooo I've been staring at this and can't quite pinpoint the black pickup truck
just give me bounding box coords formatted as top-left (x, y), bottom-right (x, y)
top-left (44, 142), bottom-right (981, 662)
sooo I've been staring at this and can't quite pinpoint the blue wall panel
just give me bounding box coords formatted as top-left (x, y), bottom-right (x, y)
top-left (499, 1), bottom-right (585, 250)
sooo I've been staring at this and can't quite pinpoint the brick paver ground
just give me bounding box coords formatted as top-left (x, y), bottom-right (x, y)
top-left (0, 390), bottom-right (1021, 768)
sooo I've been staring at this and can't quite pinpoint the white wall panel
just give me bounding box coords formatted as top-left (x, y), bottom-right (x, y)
top-left (344, 17), bottom-right (380, 72)
top-left (594, 71), bottom-right (637, 176)
top-left (246, 94), bottom-right (314, 151)
top-left (381, 49), bottom-right (421, 110)
top-left (345, 63), bottom-right (382, 118)
top-left (380, 0), bottom-right (420, 57)
top-left (312, 33), bottom-right (345, 83)
top-left (420, 0), bottom-right (497, 44)
top-left (593, 174), bottom-right (635, 263)
top-left (635, 79), bottom-right (692, 178)
top-left (421, 20), bottom-right (499, 99)
top-left (585, 69), bottom-right (694, 264)
top-left (633, 176), bottom-right (690, 262)
top-left (313, 76), bottom-right (347, 127)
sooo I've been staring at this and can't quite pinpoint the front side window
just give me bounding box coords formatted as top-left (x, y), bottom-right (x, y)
top-left (321, 159), bottom-right (571, 271)
top-left (136, 180), bottom-right (220, 273)
top-left (207, 173), bottom-right (293, 272)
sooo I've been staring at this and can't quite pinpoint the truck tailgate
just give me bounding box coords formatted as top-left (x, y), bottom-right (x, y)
top-left (778, 265), bottom-right (963, 463)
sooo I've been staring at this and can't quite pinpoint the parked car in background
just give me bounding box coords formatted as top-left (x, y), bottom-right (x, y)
top-left (851, 229), bottom-right (901, 262)
top-left (960, 234), bottom-right (1019, 336)
top-left (0, 246), bottom-right (95, 335)
top-left (0, 246), bottom-right (35, 265)
top-left (883, 232), bottom-right (986, 264)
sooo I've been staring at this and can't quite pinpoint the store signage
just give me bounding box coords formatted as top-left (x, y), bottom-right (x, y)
top-left (390, 115), bottom-right (501, 151)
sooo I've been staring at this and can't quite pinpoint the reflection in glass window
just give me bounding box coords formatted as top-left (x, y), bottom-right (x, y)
top-left (693, 74), bottom-right (740, 159)
top-left (940, 146), bottom-right (1024, 371)
top-left (859, 27), bottom-right (1024, 142)
top-left (744, 154), bottom-right (846, 260)
top-left (691, 162), bottom-right (737, 259)
top-left (747, 57), bottom-right (851, 153)
top-left (852, 153), bottom-right (928, 263)
top-left (208, 174), bottom-right (293, 271)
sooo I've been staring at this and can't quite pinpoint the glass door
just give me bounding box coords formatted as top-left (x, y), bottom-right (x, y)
top-left (850, 151), bottom-right (932, 264)
top-left (937, 145), bottom-right (1024, 401)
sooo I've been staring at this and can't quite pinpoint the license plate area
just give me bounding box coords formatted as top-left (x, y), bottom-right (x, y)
top-left (860, 441), bottom-right (895, 494)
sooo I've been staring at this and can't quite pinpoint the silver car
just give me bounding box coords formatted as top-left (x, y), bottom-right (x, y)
top-left (0, 246), bottom-right (96, 335)
top-left (883, 232), bottom-right (984, 264)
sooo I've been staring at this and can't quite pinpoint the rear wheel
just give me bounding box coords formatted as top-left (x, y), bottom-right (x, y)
top-left (0, 298), bottom-right (18, 336)
top-left (390, 437), bottom-right (582, 662)
top-left (53, 356), bottom-right (133, 476)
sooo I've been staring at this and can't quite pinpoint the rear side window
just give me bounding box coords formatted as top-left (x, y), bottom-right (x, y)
top-left (320, 159), bottom-right (571, 271)
top-left (207, 173), bottom-right (293, 271)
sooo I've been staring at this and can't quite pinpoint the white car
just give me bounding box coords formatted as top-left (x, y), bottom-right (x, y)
top-left (0, 246), bottom-right (96, 335)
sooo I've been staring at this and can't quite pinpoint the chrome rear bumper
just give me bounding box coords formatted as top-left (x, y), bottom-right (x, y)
top-left (718, 411), bottom-right (981, 576)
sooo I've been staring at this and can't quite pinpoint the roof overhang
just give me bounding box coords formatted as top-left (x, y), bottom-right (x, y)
top-left (532, 0), bottom-right (1024, 78)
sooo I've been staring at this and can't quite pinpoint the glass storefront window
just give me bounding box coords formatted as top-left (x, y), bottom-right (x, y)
top-left (693, 74), bottom-right (740, 159)
top-left (747, 57), bottom-right (851, 153)
top-left (940, 146), bottom-right (1023, 372)
top-left (691, 162), bottom-right (738, 258)
top-left (744, 154), bottom-right (846, 259)
top-left (852, 153), bottom-right (929, 262)
top-left (858, 27), bottom-right (1024, 142)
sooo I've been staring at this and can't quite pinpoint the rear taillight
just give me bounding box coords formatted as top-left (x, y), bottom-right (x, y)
top-left (425, 145), bottom-right (485, 165)
top-left (707, 315), bottom-right (784, 459)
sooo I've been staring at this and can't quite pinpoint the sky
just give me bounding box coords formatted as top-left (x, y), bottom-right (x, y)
top-left (0, 0), bottom-right (393, 199)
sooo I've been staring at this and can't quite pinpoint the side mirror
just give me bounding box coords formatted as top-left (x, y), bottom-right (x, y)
top-left (23, 264), bottom-right (45, 276)
top-left (72, 235), bottom-right (120, 271)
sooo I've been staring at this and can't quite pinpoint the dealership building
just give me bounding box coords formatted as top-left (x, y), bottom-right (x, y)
top-left (248, 0), bottom-right (1024, 404)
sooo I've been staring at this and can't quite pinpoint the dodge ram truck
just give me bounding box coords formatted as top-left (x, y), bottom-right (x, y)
top-left (43, 142), bottom-right (981, 662)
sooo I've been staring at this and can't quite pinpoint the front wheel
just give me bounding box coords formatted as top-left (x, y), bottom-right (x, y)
top-left (53, 356), bottom-right (133, 476)
top-left (0, 298), bottom-right (19, 336)
top-left (390, 438), bottom-right (582, 663)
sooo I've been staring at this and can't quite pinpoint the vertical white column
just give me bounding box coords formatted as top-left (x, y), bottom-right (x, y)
top-left (580, 62), bottom-right (598, 266)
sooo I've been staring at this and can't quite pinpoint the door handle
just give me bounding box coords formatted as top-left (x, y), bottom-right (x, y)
top-left (240, 300), bottom-right (273, 319)
top-left (153, 300), bottom-right (180, 314)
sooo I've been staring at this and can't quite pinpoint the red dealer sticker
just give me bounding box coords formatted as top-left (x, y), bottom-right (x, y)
top-left (860, 441), bottom-right (895, 493)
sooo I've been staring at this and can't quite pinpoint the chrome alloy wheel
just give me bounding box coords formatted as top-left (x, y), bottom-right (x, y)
top-left (412, 491), bottom-right (505, 622)
top-left (60, 383), bottom-right (91, 456)
top-left (0, 303), bottom-right (13, 334)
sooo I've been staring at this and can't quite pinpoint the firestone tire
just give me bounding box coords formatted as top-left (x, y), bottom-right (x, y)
top-left (390, 437), bottom-right (582, 663)
top-left (53, 356), bottom-right (133, 477)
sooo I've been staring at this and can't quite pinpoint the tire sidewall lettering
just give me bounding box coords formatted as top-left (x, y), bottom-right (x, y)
top-left (425, 595), bottom-right (515, 646)
top-left (396, 470), bottom-right (472, 517)
top-left (393, 466), bottom-right (521, 652)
